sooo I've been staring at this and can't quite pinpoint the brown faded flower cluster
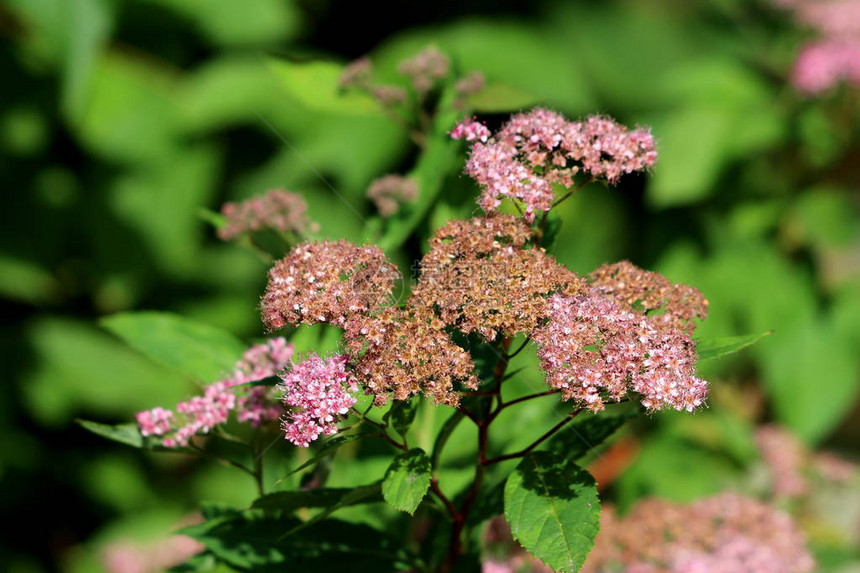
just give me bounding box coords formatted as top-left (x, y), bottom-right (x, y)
top-left (412, 215), bottom-right (584, 340)
top-left (589, 260), bottom-right (709, 333)
top-left (582, 493), bottom-right (816, 573)
top-left (218, 189), bottom-right (315, 241)
top-left (344, 307), bottom-right (478, 406)
top-left (340, 45), bottom-right (484, 112)
top-left (262, 238), bottom-right (479, 405)
top-left (261, 240), bottom-right (399, 329)
top-left (367, 174), bottom-right (419, 217)
top-left (397, 45), bottom-right (450, 95)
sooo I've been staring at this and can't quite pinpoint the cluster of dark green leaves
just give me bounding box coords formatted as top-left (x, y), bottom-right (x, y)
top-left (83, 307), bottom-right (765, 571)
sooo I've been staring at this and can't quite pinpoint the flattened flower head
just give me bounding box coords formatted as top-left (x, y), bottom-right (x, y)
top-left (367, 174), bottom-right (419, 217)
top-left (461, 109), bottom-right (657, 220)
top-left (582, 493), bottom-right (815, 573)
top-left (533, 290), bottom-right (708, 412)
top-left (261, 240), bottom-right (400, 330)
top-left (413, 215), bottom-right (583, 340)
top-left (344, 307), bottom-right (478, 406)
top-left (589, 260), bottom-right (709, 333)
top-left (279, 353), bottom-right (358, 447)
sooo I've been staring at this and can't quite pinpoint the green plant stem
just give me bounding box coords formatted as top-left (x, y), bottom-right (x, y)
top-left (351, 407), bottom-right (409, 451)
top-left (437, 337), bottom-right (510, 573)
top-left (252, 431), bottom-right (266, 497)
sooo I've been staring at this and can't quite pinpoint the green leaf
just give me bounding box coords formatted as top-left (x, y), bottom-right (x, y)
top-left (543, 407), bottom-right (637, 460)
top-left (166, 551), bottom-right (219, 572)
top-left (22, 318), bottom-right (190, 426)
top-left (141, 0), bottom-right (298, 47)
top-left (62, 0), bottom-right (113, 121)
top-left (108, 143), bottom-right (221, 277)
top-left (613, 434), bottom-right (735, 510)
top-left (0, 254), bottom-right (58, 304)
top-left (467, 82), bottom-right (540, 113)
top-left (76, 53), bottom-right (180, 164)
top-left (181, 513), bottom-right (412, 572)
top-left (467, 479), bottom-right (505, 526)
top-left (696, 331), bottom-right (773, 362)
top-left (268, 58), bottom-right (384, 116)
top-left (253, 483), bottom-right (382, 516)
top-left (431, 411), bottom-right (465, 469)
top-left (284, 431), bottom-right (373, 477)
top-left (383, 398), bottom-right (419, 438)
top-left (77, 420), bottom-right (144, 448)
top-left (504, 452), bottom-right (600, 573)
top-left (288, 482), bottom-right (384, 534)
top-left (100, 311), bottom-right (246, 381)
top-left (382, 448), bottom-right (432, 515)
top-left (757, 320), bottom-right (860, 443)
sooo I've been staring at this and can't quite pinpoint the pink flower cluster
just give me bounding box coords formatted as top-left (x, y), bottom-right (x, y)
top-left (367, 174), bottom-right (419, 217)
top-left (261, 240), bottom-right (399, 330)
top-left (671, 536), bottom-right (797, 573)
top-left (778, 0), bottom-right (860, 37)
top-left (776, 0), bottom-right (860, 93)
top-left (218, 189), bottom-right (316, 241)
top-left (533, 290), bottom-right (707, 412)
top-left (279, 353), bottom-right (359, 447)
top-left (583, 493), bottom-right (816, 573)
top-left (755, 424), bottom-right (809, 499)
top-left (340, 45), bottom-right (481, 110)
top-left (458, 109), bottom-right (657, 221)
top-left (397, 45), bottom-right (450, 94)
top-left (756, 423), bottom-right (859, 500)
top-left (466, 140), bottom-right (555, 221)
top-left (135, 338), bottom-right (293, 447)
top-left (793, 39), bottom-right (860, 94)
top-left (450, 119), bottom-right (491, 142)
top-left (100, 534), bottom-right (203, 573)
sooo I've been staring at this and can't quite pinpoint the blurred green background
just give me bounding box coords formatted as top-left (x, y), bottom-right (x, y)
top-left (1, 0), bottom-right (858, 571)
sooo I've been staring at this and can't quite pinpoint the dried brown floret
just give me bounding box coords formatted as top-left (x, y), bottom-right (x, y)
top-left (589, 260), bottom-right (709, 333)
top-left (218, 189), bottom-right (315, 241)
top-left (412, 215), bottom-right (584, 340)
top-left (261, 241), bottom-right (399, 330)
top-left (367, 175), bottom-right (418, 217)
top-left (344, 307), bottom-right (478, 406)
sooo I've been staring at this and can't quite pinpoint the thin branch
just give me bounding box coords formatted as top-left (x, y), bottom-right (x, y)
top-left (429, 477), bottom-right (459, 522)
top-left (489, 389), bottom-right (561, 422)
top-left (551, 176), bottom-right (595, 209)
top-left (506, 337), bottom-right (531, 360)
top-left (188, 443), bottom-right (256, 477)
top-left (351, 407), bottom-right (408, 451)
top-left (483, 409), bottom-right (581, 466)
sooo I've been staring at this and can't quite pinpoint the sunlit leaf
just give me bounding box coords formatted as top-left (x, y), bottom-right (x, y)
top-left (77, 420), bottom-right (144, 448)
top-left (382, 449), bottom-right (431, 515)
top-left (696, 331), bottom-right (773, 361)
top-left (101, 312), bottom-right (246, 381)
top-left (252, 484), bottom-right (383, 514)
top-left (268, 59), bottom-right (384, 117)
top-left (504, 452), bottom-right (600, 572)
